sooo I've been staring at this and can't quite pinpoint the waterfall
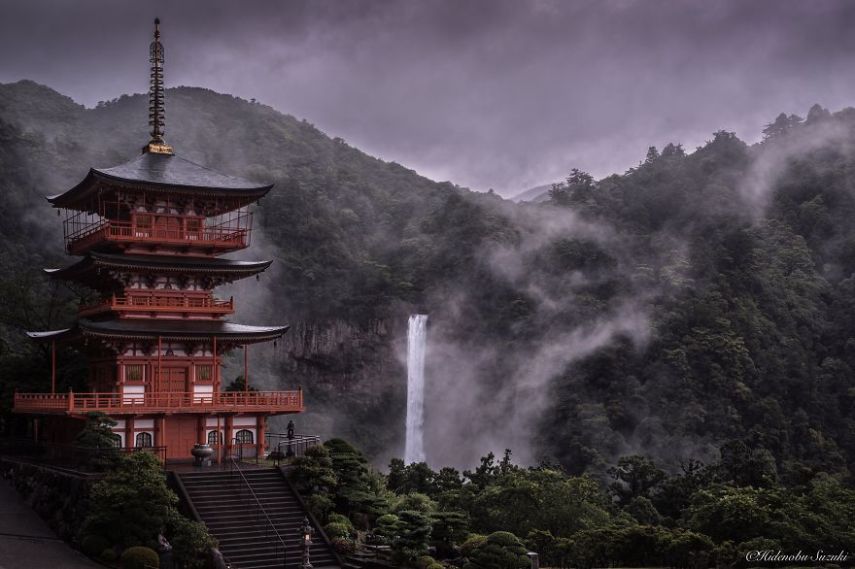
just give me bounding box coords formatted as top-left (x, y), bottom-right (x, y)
top-left (405, 314), bottom-right (428, 464)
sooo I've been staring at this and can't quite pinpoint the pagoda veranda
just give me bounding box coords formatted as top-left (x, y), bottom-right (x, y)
top-left (12, 19), bottom-right (300, 463)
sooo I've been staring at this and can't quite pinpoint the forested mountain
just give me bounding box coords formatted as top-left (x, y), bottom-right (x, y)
top-left (1, 80), bottom-right (854, 486)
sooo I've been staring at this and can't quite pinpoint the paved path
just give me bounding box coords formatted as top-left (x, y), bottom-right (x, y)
top-left (0, 480), bottom-right (102, 569)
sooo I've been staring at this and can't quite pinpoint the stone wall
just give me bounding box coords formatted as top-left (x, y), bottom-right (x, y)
top-left (0, 457), bottom-right (97, 542)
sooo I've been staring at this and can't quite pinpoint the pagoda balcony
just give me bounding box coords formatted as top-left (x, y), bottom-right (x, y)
top-left (13, 390), bottom-right (303, 416)
top-left (64, 219), bottom-right (250, 255)
top-left (79, 294), bottom-right (235, 318)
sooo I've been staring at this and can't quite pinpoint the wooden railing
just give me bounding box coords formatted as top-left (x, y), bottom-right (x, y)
top-left (13, 390), bottom-right (303, 415)
top-left (79, 294), bottom-right (234, 317)
top-left (66, 219), bottom-right (249, 254)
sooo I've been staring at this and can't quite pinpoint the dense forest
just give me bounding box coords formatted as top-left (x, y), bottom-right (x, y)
top-left (1, 80), bottom-right (855, 493)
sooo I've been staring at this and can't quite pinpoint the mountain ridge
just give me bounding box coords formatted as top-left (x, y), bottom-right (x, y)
top-left (2, 80), bottom-right (855, 479)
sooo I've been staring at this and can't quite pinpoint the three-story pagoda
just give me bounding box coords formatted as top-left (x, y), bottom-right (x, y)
top-left (14, 19), bottom-right (298, 462)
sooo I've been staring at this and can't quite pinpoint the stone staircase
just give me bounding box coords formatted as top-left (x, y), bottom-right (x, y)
top-left (175, 467), bottom-right (343, 569)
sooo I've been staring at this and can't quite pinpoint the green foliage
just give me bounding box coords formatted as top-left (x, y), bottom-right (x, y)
top-left (323, 521), bottom-right (355, 540)
top-left (305, 493), bottom-right (334, 521)
top-left (73, 412), bottom-right (121, 472)
top-left (120, 546), bottom-right (160, 569)
top-left (525, 530), bottom-right (572, 568)
top-left (99, 548), bottom-right (117, 562)
top-left (469, 467), bottom-right (612, 537)
top-left (374, 513), bottom-right (400, 543)
top-left (325, 438), bottom-right (388, 517)
top-left (625, 496), bottom-right (661, 525)
top-left (463, 531), bottom-right (530, 569)
top-left (459, 534), bottom-right (487, 558)
top-left (223, 375), bottom-right (257, 392)
top-left (327, 512), bottom-right (353, 528)
top-left (430, 510), bottom-right (469, 548)
top-left (82, 452), bottom-right (176, 548)
top-left (393, 510), bottom-right (433, 561)
top-left (607, 455), bottom-right (666, 505)
top-left (388, 459), bottom-right (438, 495)
top-left (290, 445), bottom-right (336, 495)
top-left (416, 555), bottom-right (438, 569)
top-left (165, 509), bottom-right (216, 569)
top-left (568, 525), bottom-right (714, 569)
top-left (392, 492), bottom-right (436, 514)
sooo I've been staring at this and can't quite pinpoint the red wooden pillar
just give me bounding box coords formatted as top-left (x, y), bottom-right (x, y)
top-left (224, 415), bottom-right (233, 460)
top-left (155, 415), bottom-right (166, 460)
top-left (216, 414), bottom-right (222, 464)
top-left (125, 416), bottom-right (135, 450)
top-left (212, 336), bottom-right (218, 390)
top-left (197, 415), bottom-right (205, 445)
top-left (156, 336), bottom-right (162, 393)
top-left (243, 344), bottom-right (249, 393)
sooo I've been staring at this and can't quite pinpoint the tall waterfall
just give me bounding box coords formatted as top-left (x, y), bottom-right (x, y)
top-left (405, 314), bottom-right (428, 464)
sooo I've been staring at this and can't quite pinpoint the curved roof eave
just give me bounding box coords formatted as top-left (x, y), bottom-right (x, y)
top-left (78, 319), bottom-right (290, 342)
top-left (45, 254), bottom-right (274, 281)
top-left (26, 328), bottom-right (75, 341)
top-left (47, 153), bottom-right (274, 208)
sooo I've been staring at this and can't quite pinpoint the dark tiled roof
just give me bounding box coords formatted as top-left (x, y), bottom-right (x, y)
top-left (48, 152), bottom-right (273, 207)
top-left (46, 252), bottom-right (272, 278)
top-left (28, 319), bottom-right (289, 343)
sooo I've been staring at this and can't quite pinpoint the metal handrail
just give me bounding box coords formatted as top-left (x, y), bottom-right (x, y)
top-left (229, 449), bottom-right (288, 566)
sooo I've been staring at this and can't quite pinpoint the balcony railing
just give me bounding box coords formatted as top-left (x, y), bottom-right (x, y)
top-left (79, 294), bottom-right (235, 317)
top-left (13, 390), bottom-right (303, 416)
top-left (65, 219), bottom-right (249, 255)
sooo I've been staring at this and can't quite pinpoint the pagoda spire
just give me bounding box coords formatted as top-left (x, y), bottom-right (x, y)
top-left (144, 17), bottom-right (174, 155)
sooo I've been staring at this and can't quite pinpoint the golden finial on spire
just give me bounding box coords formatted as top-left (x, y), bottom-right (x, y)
top-left (144, 17), bottom-right (174, 155)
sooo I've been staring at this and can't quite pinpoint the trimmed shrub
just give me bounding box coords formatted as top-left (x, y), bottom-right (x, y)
top-left (121, 546), bottom-right (160, 569)
top-left (427, 564), bottom-right (444, 569)
top-left (460, 534), bottom-right (487, 558)
top-left (373, 513), bottom-right (399, 544)
top-left (463, 531), bottom-right (529, 569)
top-left (81, 534), bottom-right (110, 558)
top-left (328, 513), bottom-right (352, 527)
top-left (417, 555), bottom-right (438, 568)
top-left (324, 521), bottom-right (354, 539)
top-left (100, 548), bottom-right (118, 562)
top-left (306, 493), bottom-right (334, 520)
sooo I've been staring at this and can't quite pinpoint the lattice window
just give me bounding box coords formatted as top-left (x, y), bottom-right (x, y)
top-left (125, 364), bottom-right (145, 382)
top-left (207, 430), bottom-right (221, 445)
top-left (135, 432), bottom-right (153, 448)
top-left (196, 364), bottom-right (213, 381)
top-left (235, 429), bottom-right (253, 444)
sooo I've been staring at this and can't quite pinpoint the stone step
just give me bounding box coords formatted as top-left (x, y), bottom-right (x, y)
top-left (176, 468), bottom-right (341, 569)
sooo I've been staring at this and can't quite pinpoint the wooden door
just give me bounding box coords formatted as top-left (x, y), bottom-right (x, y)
top-left (165, 416), bottom-right (201, 460)
top-left (156, 367), bottom-right (188, 393)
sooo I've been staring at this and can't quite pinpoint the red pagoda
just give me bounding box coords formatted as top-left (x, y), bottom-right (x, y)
top-left (13, 19), bottom-right (299, 462)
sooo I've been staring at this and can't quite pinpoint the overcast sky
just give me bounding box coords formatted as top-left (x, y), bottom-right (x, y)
top-left (2, 0), bottom-right (855, 196)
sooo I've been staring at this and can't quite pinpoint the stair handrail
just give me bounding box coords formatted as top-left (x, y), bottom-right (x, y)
top-left (279, 466), bottom-right (348, 569)
top-left (170, 472), bottom-right (203, 523)
top-left (229, 456), bottom-right (288, 566)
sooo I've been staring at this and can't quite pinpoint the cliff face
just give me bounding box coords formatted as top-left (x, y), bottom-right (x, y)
top-left (274, 318), bottom-right (407, 463)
